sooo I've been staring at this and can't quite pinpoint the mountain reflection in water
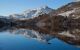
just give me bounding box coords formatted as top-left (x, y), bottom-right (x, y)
top-left (0, 14), bottom-right (80, 47)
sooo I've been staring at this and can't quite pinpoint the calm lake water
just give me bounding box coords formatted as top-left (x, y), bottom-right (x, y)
top-left (0, 32), bottom-right (80, 50)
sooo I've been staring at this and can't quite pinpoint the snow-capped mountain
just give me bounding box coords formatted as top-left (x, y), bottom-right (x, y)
top-left (0, 1), bottom-right (80, 45)
top-left (10, 6), bottom-right (54, 19)
top-left (56, 1), bottom-right (80, 18)
top-left (11, 29), bottom-right (54, 43)
top-left (0, 6), bottom-right (54, 43)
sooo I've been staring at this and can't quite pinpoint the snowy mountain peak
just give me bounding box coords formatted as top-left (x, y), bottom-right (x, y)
top-left (37, 5), bottom-right (51, 10)
top-left (10, 6), bottom-right (53, 19)
top-left (23, 6), bottom-right (53, 18)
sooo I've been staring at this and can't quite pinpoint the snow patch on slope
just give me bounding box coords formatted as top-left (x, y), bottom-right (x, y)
top-left (58, 9), bottom-right (76, 17)
top-left (59, 31), bottom-right (75, 38)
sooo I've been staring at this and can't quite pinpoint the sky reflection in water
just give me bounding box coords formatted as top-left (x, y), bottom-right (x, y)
top-left (0, 32), bottom-right (80, 50)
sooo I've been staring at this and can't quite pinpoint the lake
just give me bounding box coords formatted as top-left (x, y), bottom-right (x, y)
top-left (0, 31), bottom-right (80, 50)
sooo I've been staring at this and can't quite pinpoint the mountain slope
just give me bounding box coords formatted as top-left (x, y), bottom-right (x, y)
top-left (56, 1), bottom-right (80, 18)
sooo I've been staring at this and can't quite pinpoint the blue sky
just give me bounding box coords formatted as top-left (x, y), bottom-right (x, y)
top-left (0, 0), bottom-right (73, 16)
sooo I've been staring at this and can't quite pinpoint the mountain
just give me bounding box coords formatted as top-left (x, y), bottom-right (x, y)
top-left (0, 6), bottom-right (54, 43)
top-left (49, 1), bottom-right (80, 46)
top-left (0, 1), bottom-right (80, 45)
top-left (56, 1), bottom-right (80, 18)
top-left (10, 29), bottom-right (54, 43)
top-left (9, 6), bottom-right (54, 19)
top-left (74, 0), bottom-right (80, 2)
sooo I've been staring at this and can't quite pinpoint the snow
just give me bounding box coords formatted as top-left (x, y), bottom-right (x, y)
top-left (59, 31), bottom-right (75, 38)
top-left (58, 9), bottom-right (76, 17)
top-left (10, 6), bottom-right (53, 19)
top-left (13, 29), bottom-right (54, 43)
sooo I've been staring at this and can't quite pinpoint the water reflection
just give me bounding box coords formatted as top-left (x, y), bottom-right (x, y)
top-left (0, 14), bottom-right (80, 46)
